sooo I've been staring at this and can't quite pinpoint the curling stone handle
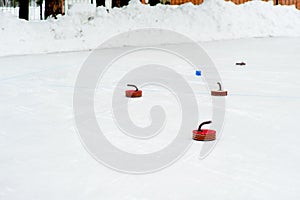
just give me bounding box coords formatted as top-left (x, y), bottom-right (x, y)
top-left (127, 84), bottom-right (139, 92)
top-left (198, 121), bottom-right (212, 132)
top-left (217, 82), bottom-right (222, 91)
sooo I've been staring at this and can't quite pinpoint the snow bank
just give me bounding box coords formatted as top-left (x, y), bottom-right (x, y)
top-left (1, 0), bottom-right (300, 56)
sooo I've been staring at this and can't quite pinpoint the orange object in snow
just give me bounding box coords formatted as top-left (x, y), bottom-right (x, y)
top-left (125, 84), bottom-right (142, 98)
top-left (211, 82), bottom-right (228, 96)
top-left (193, 121), bottom-right (216, 141)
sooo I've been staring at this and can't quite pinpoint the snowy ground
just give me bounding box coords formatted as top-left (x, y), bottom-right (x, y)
top-left (0, 37), bottom-right (299, 199)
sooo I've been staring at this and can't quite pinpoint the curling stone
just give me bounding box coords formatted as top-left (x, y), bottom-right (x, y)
top-left (195, 70), bottom-right (201, 76)
top-left (193, 121), bottom-right (216, 141)
top-left (125, 84), bottom-right (142, 98)
top-left (236, 62), bottom-right (246, 66)
top-left (211, 82), bottom-right (228, 96)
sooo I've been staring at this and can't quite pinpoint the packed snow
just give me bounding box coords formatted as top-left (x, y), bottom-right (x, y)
top-left (1, 0), bottom-right (300, 199)
top-left (0, 37), bottom-right (299, 199)
top-left (1, 0), bottom-right (300, 56)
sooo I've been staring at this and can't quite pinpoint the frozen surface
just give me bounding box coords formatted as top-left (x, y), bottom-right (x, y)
top-left (0, 37), bottom-right (300, 199)
top-left (1, 0), bottom-right (300, 56)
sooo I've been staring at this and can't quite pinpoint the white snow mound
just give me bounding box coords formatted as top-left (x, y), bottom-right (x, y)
top-left (1, 0), bottom-right (300, 56)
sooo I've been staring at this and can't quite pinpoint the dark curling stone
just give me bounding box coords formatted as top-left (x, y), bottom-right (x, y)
top-left (236, 62), bottom-right (246, 66)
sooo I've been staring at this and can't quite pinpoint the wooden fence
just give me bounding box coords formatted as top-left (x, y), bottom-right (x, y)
top-left (170, 0), bottom-right (203, 5)
top-left (144, 0), bottom-right (300, 10)
top-left (225, 0), bottom-right (253, 4)
top-left (227, 0), bottom-right (300, 9)
top-left (227, 0), bottom-right (299, 7)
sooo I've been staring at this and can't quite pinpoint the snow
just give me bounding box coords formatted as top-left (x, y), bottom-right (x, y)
top-left (0, 37), bottom-right (300, 199)
top-left (1, 0), bottom-right (300, 56)
top-left (1, 0), bottom-right (300, 198)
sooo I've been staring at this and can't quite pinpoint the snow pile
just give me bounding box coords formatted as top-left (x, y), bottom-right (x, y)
top-left (1, 0), bottom-right (300, 56)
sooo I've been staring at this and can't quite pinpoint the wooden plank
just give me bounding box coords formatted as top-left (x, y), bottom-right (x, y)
top-left (297, 0), bottom-right (300, 9)
top-left (167, 0), bottom-right (300, 7)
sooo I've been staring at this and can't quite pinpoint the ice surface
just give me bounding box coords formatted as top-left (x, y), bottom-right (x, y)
top-left (0, 38), bottom-right (299, 199)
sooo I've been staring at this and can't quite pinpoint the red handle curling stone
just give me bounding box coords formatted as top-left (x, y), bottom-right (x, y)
top-left (211, 82), bottom-right (228, 96)
top-left (125, 84), bottom-right (142, 98)
top-left (193, 121), bottom-right (216, 141)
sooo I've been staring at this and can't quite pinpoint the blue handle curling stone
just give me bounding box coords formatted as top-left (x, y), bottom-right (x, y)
top-left (195, 70), bottom-right (201, 76)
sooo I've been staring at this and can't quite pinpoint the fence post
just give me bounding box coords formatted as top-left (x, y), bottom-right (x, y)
top-left (19, 0), bottom-right (29, 20)
top-left (45, 0), bottom-right (64, 19)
